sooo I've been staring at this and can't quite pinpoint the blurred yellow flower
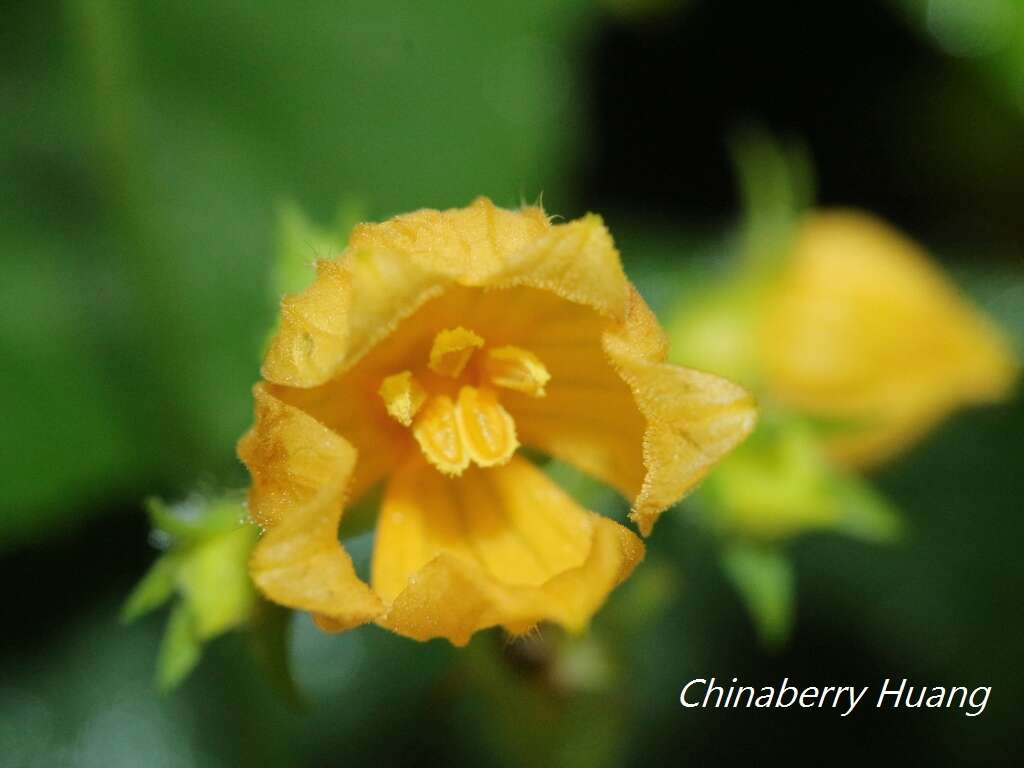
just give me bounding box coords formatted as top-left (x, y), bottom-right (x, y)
top-left (760, 211), bottom-right (1019, 467)
top-left (238, 197), bottom-right (755, 645)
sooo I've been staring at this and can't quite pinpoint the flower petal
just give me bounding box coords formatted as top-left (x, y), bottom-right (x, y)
top-left (238, 383), bottom-right (357, 528)
top-left (504, 285), bottom-right (757, 536)
top-left (239, 386), bottom-right (382, 629)
top-left (492, 212), bottom-right (755, 533)
top-left (605, 289), bottom-right (759, 535)
top-left (494, 212), bottom-right (629, 319)
top-left (502, 312), bottom-right (650, 506)
top-left (258, 375), bottom-right (410, 506)
top-left (248, 485), bottom-right (383, 632)
top-left (353, 196), bottom-right (551, 285)
top-left (262, 198), bottom-right (549, 388)
top-left (761, 211), bottom-right (1019, 466)
top-left (255, 202), bottom-right (754, 538)
top-left (371, 456), bottom-right (644, 645)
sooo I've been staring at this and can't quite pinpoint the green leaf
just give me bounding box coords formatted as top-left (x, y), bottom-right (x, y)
top-left (721, 541), bottom-right (795, 649)
top-left (156, 602), bottom-right (203, 692)
top-left (332, 195), bottom-right (367, 251)
top-left (6, 0), bottom-right (590, 548)
top-left (120, 550), bottom-right (183, 624)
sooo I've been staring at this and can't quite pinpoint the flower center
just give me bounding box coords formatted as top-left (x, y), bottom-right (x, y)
top-left (378, 326), bottom-right (550, 476)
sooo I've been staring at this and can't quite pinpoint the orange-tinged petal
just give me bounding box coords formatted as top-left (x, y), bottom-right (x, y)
top-left (260, 259), bottom-right (354, 387)
top-left (605, 289), bottom-right (759, 535)
top-left (504, 285), bottom-right (756, 536)
top-left (248, 482), bottom-right (383, 632)
top-left (494, 212), bottom-right (628, 319)
top-left (262, 198), bottom-right (550, 388)
top-left (761, 210), bottom-right (1019, 466)
top-left (256, 376), bottom-right (408, 507)
top-left (238, 383), bottom-right (358, 528)
top-left (239, 386), bottom-right (382, 629)
top-left (245, 199), bottom-right (756, 641)
top-left (371, 456), bottom-right (644, 645)
top-left (351, 196), bottom-right (551, 286)
top-left (256, 204), bottom-right (642, 504)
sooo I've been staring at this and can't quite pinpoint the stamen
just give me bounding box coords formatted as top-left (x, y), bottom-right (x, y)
top-left (413, 396), bottom-right (469, 475)
top-left (455, 386), bottom-right (518, 467)
top-left (483, 346), bottom-right (551, 398)
top-left (378, 370), bottom-right (427, 426)
top-left (387, 332), bottom-right (542, 474)
top-left (428, 327), bottom-right (484, 378)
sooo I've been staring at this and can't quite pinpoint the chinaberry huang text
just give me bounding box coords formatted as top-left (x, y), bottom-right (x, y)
top-left (679, 678), bottom-right (990, 717)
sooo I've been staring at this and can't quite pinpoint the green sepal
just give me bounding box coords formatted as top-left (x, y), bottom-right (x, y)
top-left (698, 414), bottom-right (904, 543)
top-left (156, 602), bottom-right (203, 692)
top-left (720, 541), bottom-right (795, 650)
top-left (128, 493), bottom-right (264, 692)
top-left (146, 495), bottom-right (246, 543)
top-left (121, 549), bottom-right (184, 624)
top-left (177, 523), bottom-right (260, 639)
top-left (827, 471), bottom-right (904, 544)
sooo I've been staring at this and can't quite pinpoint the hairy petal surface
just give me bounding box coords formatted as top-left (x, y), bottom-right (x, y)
top-left (262, 197), bottom-right (550, 388)
top-left (497, 229), bottom-right (757, 535)
top-left (371, 456), bottom-right (644, 645)
top-left (238, 383), bottom-right (358, 528)
top-left (240, 387), bottom-right (382, 629)
top-left (604, 289), bottom-right (758, 535)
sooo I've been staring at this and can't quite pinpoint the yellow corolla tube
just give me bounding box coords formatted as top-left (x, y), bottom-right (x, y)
top-left (238, 197), bottom-right (756, 645)
top-left (761, 210), bottom-right (1019, 467)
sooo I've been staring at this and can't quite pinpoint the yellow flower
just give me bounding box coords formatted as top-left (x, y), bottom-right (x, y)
top-left (238, 197), bottom-right (756, 645)
top-left (760, 210), bottom-right (1019, 466)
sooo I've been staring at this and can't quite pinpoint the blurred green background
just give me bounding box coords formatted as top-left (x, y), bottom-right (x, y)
top-left (2, 0), bottom-right (1023, 765)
